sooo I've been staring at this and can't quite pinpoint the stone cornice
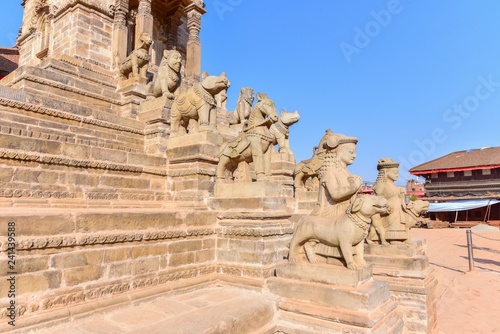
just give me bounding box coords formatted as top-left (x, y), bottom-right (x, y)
top-left (54, 0), bottom-right (114, 18)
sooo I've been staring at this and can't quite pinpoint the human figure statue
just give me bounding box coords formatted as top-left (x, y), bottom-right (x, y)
top-left (148, 49), bottom-right (182, 99)
top-left (310, 133), bottom-right (363, 218)
top-left (289, 132), bottom-right (389, 270)
top-left (227, 87), bottom-right (254, 127)
top-left (367, 158), bottom-right (429, 245)
top-left (119, 32), bottom-right (153, 80)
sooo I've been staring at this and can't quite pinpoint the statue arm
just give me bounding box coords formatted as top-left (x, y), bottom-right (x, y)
top-left (323, 173), bottom-right (362, 202)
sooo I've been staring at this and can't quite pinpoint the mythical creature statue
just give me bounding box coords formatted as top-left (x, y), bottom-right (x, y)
top-left (227, 87), bottom-right (254, 126)
top-left (288, 132), bottom-right (391, 269)
top-left (269, 110), bottom-right (300, 155)
top-left (148, 50), bottom-right (182, 99)
top-left (294, 129), bottom-right (332, 190)
top-left (367, 158), bottom-right (430, 245)
top-left (119, 32), bottom-right (152, 80)
top-left (289, 194), bottom-right (389, 269)
top-left (170, 71), bottom-right (230, 136)
top-left (216, 93), bottom-right (280, 181)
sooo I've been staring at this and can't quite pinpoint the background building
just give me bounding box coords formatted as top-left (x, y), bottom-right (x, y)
top-left (410, 147), bottom-right (500, 226)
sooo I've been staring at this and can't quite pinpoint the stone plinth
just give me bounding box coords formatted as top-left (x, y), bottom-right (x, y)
top-left (294, 189), bottom-right (319, 213)
top-left (268, 263), bottom-right (404, 333)
top-left (211, 181), bottom-right (289, 212)
top-left (216, 212), bottom-right (294, 288)
top-left (166, 131), bottom-right (222, 202)
top-left (141, 96), bottom-right (173, 154)
top-left (271, 150), bottom-right (295, 198)
top-left (365, 240), bottom-right (439, 334)
top-left (117, 78), bottom-right (149, 118)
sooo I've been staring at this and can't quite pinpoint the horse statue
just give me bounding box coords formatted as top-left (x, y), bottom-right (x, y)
top-left (294, 129), bottom-right (332, 190)
top-left (170, 71), bottom-right (230, 137)
top-left (216, 93), bottom-right (279, 181)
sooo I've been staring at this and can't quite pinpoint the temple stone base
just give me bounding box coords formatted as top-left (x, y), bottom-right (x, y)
top-left (268, 263), bottom-right (404, 333)
top-left (166, 131), bottom-right (222, 202)
top-left (365, 240), bottom-right (439, 334)
top-left (211, 181), bottom-right (289, 212)
top-left (294, 189), bottom-right (318, 213)
top-left (140, 96), bottom-right (172, 155)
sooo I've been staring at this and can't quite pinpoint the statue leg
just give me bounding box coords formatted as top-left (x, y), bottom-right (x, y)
top-left (371, 214), bottom-right (389, 246)
top-left (209, 107), bottom-right (217, 131)
top-left (216, 155), bottom-right (229, 180)
top-left (353, 242), bottom-right (367, 268)
top-left (304, 241), bottom-right (320, 263)
top-left (339, 239), bottom-right (357, 270)
top-left (263, 145), bottom-right (272, 177)
top-left (294, 172), bottom-right (304, 189)
top-left (251, 140), bottom-right (265, 180)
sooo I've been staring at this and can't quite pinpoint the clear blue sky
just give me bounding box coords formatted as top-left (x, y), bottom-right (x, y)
top-left (2, 1), bottom-right (500, 184)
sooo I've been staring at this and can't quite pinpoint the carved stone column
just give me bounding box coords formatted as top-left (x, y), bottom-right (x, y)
top-left (135, 0), bottom-right (153, 49)
top-left (112, 1), bottom-right (129, 69)
top-left (184, 2), bottom-right (206, 85)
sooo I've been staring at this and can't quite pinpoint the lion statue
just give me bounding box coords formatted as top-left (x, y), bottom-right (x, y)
top-left (148, 50), bottom-right (182, 99)
top-left (294, 129), bottom-right (332, 190)
top-left (170, 71), bottom-right (230, 136)
top-left (119, 32), bottom-right (152, 80)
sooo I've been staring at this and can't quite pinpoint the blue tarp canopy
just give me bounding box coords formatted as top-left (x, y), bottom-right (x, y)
top-left (428, 199), bottom-right (500, 212)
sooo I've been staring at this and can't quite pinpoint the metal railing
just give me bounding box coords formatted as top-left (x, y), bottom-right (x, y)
top-left (466, 228), bottom-right (500, 271)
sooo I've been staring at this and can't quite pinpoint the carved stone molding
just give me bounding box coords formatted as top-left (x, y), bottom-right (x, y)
top-left (0, 227), bottom-right (216, 251)
top-left (218, 226), bottom-right (294, 238)
top-left (0, 265), bottom-right (216, 320)
top-left (0, 148), bottom-right (166, 176)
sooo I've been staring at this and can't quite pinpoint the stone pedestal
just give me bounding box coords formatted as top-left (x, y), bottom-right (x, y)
top-left (165, 131), bottom-right (222, 202)
top-left (294, 189), bottom-right (318, 214)
top-left (271, 149), bottom-right (295, 199)
top-left (140, 96), bottom-right (172, 154)
top-left (268, 263), bottom-right (404, 333)
top-left (365, 240), bottom-right (439, 334)
top-left (117, 78), bottom-right (149, 118)
top-left (210, 181), bottom-right (294, 287)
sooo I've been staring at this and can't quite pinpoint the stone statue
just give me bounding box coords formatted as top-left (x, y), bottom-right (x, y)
top-left (216, 93), bottom-right (279, 181)
top-left (227, 87), bottom-right (254, 126)
top-left (170, 71), bottom-right (230, 136)
top-left (288, 132), bottom-right (389, 269)
top-left (270, 110), bottom-right (300, 155)
top-left (289, 194), bottom-right (388, 269)
top-left (119, 32), bottom-right (152, 80)
top-left (148, 50), bottom-right (182, 99)
top-left (294, 129), bottom-right (332, 190)
top-left (367, 158), bottom-right (430, 245)
top-left (217, 109), bottom-right (300, 181)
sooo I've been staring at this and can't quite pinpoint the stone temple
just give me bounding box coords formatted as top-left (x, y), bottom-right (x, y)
top-left (0, 1), bottom-right (438, 333)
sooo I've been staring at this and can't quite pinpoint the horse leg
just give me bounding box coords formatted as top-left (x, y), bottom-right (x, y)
top-left (263, 143), bottom-right (272, 177)
top-left (250, 139), bottom-right (265, 181)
